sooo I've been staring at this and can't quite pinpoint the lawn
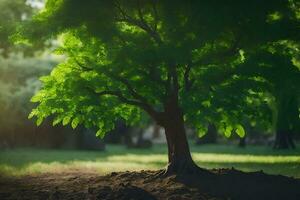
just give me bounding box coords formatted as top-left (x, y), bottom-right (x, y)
top-left (1, 143), bottom-right (300, 178)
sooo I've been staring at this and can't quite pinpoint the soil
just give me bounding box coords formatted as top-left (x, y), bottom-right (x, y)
top-left (0, 168), bottom-right (300, 200)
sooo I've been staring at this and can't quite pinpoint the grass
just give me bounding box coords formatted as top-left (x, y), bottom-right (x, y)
top-left (0, 143), bottom-right (300, 178)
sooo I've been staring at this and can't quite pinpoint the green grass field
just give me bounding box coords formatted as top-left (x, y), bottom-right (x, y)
top-left (1, 143), bottom-right (300, 178)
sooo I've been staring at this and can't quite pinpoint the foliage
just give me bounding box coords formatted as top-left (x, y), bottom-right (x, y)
top-left (19, 0), bottom-right (300, 138)
top-left (238, 42), bottom-right (300, 133)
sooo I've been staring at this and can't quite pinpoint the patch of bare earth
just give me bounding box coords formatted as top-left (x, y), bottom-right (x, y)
top-left (0, 169), bottom-right (300, 200)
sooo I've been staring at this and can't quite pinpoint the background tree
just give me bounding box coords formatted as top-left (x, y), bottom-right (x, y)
top-left (19, 0), bottom-right (299, 175)
top-left (0, 0), bottom-right (52, 148)
top-left (0, 0), bottom-right (41, 56)
top-left (237, 42), bottom-right (300, 149)
top-left (195, 124), bottom-right (218, 145)
top-left (187, 2), bottom-right (300, 148)
top-left (0, 55), bottom-right (53, 147)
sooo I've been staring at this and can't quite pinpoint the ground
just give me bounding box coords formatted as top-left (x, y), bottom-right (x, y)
top-left (0, 144), bottom-right (300, 199)
top-left (1, 169), bottom-right (300, 200)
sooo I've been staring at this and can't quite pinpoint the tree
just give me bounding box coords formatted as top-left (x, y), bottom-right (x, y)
top-left (19, 0), bottom-right (299, 175)
top-left (0, 55), bottom-right (53, 147)
top-left (237, 42), bottom-right (300, 149)
top-left (0, 0), bottom-right (38, 56)
top-left (204, 42), bottom-right (300, 149)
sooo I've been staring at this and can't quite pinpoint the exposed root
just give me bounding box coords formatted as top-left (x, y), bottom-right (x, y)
top-left (164, 160), bottom-right (207, 176)
top-left (150, 159), bottom-right (210, 180)
top-left (149, 170), bottom-right (166, 180)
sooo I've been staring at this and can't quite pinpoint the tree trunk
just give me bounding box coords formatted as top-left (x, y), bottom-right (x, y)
top-left (274, 131), bottom-right (295, 149)
top-left (161, 100), bottom-right (202, 175)
top-left (273, 95), bottom-right (296, 150)
top-left (196, 123), bottom-right (217, 144)
top-left (238, 136), bottom-right (246, 148)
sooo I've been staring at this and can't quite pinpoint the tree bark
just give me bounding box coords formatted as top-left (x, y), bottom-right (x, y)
top-left (160, 99), bottom-right (202, 175)
top-left (274, 131), bottom-right (295, 149)
top-left (238, 136), bottom-right (246, 148)
top-left (273, 95), bottom-right (296, 150)
top-left (196, 123), bottom-right (217, 145)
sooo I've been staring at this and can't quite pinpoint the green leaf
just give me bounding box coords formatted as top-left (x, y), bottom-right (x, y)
top-left (39, 76), bottom-right (51, 82)
top-left (196, 125), bottom-right (208, 138)
top-left (96, 129), bottom-right (105, 139)
top-left (71, 117), bottom-right (80, 129)
top-left (52, 116), bottom-right (63, 126)
top-left (236, 125), bottom-right (246, 138)
top-left (53, 47), bottom-right (66, 55)
top-left (36, 117), bottom-right (43, 126)
top-left (201, 100), bottom-right (211, 108)
top-left (224, 126), bottom-right (233, 138)
top-left (28, 109), bottom-right (37, 119)
top-left (62, 116), bottom-right (71, 126)
top-left (30, 93), bottom-right (42, 103)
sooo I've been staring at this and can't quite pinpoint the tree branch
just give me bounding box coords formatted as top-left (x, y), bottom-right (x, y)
top-left (97, 89), bottom-right (163, 123)
top-left (192, 38), bottom-right (241, 67)
top-left (183, 63), bottom-right (194, 91)
top-left (97, 90), bottom-right (142, 106)
top-left (75, 58), bottom-right (163, 123)
top-left (97, 67), bottom-right (151, 106)
top-left (72, 57), bottom-right (93, 71)
top-left (150, 0), bottom-right (158, 31)
top-left (165, 63), bottom-right (180, 103)
top-left (114, 1), bottom-right (162, 45)
top-left (72, 57), bottom-right (148, 105)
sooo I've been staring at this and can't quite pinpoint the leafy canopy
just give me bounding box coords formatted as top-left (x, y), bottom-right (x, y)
top-left (20, 0), bottom-right (299, 137)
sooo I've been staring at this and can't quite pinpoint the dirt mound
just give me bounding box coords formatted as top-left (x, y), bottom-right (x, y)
top-left (90, 184), bottom-right (157, 200)
top-left (0, 169), bottom-right (299, 200)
